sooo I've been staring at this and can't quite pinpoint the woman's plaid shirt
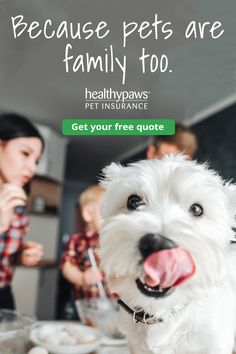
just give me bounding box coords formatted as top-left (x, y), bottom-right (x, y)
top-left (0, 213), bottom-right (29, 288)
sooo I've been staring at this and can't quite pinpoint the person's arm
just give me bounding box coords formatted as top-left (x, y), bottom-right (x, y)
top-left (17, 241), bottom-right (44, 266)
top-left (62, 261), bottom-right (85, 287)
top-left (62, 261), bottom-right (102, 288)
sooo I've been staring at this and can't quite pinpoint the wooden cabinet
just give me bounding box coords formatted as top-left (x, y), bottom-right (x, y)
top-left (28, 177), bottom-right (61, 215)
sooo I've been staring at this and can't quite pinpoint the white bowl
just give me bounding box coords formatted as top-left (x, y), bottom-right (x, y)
top-left (75, 299), bottom-right (122, 339)
top-left (30, 322), bottom-right (102, 354)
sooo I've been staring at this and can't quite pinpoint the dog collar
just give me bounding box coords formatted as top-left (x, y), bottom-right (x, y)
top-left (118, 299), bottom-right (185, 325)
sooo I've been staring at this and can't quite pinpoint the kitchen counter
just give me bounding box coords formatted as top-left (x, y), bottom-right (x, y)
top-left (97, 345), bottom-right (130, 354)
top-left (27, 344), bottom-right (130, 354)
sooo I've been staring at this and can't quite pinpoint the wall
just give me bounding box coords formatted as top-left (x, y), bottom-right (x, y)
top-left (122, 106), bottom-right (236, 182)
top-left (193, 104), bottom-right (236, 180)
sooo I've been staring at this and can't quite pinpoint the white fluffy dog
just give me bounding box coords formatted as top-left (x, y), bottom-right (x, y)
top-left (99, 156), bottom-right (236, 354)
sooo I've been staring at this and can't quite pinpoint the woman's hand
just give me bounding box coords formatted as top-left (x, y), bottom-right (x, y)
top-left (19, 241), bottom-right (44, 266)
top-left (0, 183), bottom-right (26, 233)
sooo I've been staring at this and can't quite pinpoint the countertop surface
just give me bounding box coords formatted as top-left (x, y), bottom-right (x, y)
top-left (97, 346), bottom-right (130, 354)
top-left (28, 342), bottom-right (130, 354)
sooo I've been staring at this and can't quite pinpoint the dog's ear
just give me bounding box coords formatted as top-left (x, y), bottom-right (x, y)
top-left (100, 162), bottom-right (123, 188)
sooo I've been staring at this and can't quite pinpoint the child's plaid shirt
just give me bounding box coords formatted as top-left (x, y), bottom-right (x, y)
top-left (61, 230), bottom-right (114, 300)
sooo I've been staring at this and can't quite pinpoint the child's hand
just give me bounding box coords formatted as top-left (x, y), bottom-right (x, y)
top-left (83, 267), bottom-right (103, 286)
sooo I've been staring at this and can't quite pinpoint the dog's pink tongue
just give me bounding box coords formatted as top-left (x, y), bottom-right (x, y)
top-left (143, 247), bottom-right (195, 288)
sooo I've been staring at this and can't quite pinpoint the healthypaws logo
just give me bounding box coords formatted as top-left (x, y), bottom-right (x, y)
top-left (85, 88), bottom-right (150, 110)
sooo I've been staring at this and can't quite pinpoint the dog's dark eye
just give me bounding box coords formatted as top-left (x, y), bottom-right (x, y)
top-left (127, 194), bottom-right (144, 210)
top-left (190, 203), bottom-right (203, 217)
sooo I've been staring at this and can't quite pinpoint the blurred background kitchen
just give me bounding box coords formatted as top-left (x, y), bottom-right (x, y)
top-left (0, 0), bottom-right (236, 321)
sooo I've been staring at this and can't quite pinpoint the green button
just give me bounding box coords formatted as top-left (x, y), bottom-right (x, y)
top-left (62, 119), bottom-right (175, 136)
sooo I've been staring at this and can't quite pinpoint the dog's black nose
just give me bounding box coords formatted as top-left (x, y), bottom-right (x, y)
top-left (139, 233), bottom-right (177, 259)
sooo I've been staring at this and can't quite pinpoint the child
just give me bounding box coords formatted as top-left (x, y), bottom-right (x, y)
top-left (61, 185), bottom-right (112, 300)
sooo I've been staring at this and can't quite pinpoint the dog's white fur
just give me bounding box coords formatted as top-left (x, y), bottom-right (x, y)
top-left (100, 156), bottom-right (236, 354)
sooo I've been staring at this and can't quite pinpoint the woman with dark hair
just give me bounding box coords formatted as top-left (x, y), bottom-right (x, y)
top-left (0, 113), bottom-right (44, 309)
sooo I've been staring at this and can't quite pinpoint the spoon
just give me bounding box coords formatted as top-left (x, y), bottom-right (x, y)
top-left (87, 248), bottom-right (114, 311)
